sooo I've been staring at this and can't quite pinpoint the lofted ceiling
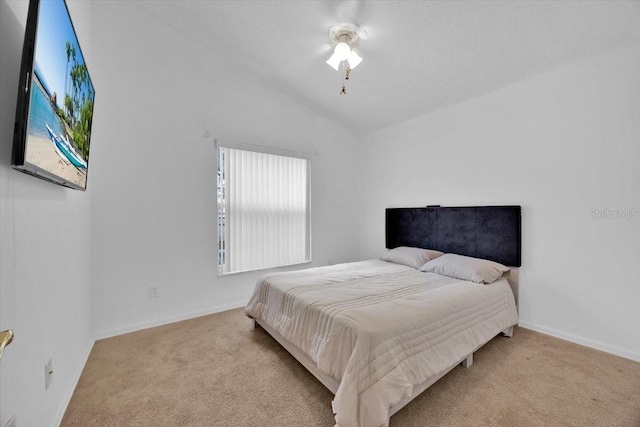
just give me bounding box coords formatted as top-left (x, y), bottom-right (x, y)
top-left (135, 0), bottom-right (640, 135)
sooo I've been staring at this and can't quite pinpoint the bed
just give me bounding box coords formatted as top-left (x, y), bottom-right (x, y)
top-left (245, 206), bottom-right (521, 427)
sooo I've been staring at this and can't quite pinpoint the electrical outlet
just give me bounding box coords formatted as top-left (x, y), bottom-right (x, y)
top-left (44, 359), bottom-right (53, 390)
top-left (5, 416), bottom-right (16, 427)
top-left (149, 286), bottom-right (160, 299)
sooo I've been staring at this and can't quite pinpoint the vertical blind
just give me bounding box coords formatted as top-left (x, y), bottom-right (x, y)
top-left (217, 144), bottom-right (310, 275)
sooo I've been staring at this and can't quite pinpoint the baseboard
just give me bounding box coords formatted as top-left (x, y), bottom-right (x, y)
top-left (51, 340), bottom-right (95, 427)
top-left (518, 320), bottom-right (640, 362)
top-left (92, 300), bottom-right (247, 341)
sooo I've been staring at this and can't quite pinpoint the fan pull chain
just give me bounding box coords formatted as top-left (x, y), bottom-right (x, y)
top-left (340, 63), bottom-right (352, 95)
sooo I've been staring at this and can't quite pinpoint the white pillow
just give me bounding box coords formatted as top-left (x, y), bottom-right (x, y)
top-left (419, 253), bottom-right (510, 284)
top-left (381, 246), bottom-right (444, 269)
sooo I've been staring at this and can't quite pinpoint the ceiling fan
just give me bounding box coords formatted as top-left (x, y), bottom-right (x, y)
top-left (325, 22), bottom-right (367, 95)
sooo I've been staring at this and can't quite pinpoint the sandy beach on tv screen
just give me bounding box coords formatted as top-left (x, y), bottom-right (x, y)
top-left (25, 135), bottom-right (86, 188)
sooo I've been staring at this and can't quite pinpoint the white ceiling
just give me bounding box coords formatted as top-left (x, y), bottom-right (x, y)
top-left (137, 0), bottom-right (640, 135)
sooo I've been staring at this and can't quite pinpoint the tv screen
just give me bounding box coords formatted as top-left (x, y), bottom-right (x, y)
top-left (11, 0), bottom-right (95, 191)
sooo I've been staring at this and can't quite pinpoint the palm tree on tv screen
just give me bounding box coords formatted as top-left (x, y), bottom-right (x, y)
top-left (60, 40), bottom-right (93, 161)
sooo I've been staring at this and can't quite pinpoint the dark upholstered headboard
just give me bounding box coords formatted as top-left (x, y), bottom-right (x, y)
top-left (385, 206), bottom-right (521, 266)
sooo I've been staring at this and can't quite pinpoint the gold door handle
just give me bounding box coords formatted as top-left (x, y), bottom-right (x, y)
top-left (0, 330), bottom-right (14, 360)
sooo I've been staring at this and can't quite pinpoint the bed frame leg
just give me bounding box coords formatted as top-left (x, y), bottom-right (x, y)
top-left (501, 326), bottom-right (514, 337)
top-left (252, 319), bottom-right (259, 329)
top-left (462, 353), bottom-right (473, 368)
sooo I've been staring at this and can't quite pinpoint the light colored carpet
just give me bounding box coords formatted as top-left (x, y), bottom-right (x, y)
top-left (62, 308), bottom-right (640, 426)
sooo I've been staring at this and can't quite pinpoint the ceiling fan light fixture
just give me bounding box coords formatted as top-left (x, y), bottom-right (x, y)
top-left (347, 50), bottom-right (362, 69)
top-left (334, 42), bottom-right (351, 61)
top-left (325, 23), bottom-right (363, 70)
top-left (326, 52), bottom-right (342, 71)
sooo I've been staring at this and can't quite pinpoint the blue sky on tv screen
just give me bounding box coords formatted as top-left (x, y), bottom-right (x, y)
top-left (34, 0), bottom-right (93, 105)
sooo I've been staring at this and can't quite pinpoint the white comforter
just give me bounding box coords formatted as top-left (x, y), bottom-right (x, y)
top-left (245, 260), bottom-right (518, 427)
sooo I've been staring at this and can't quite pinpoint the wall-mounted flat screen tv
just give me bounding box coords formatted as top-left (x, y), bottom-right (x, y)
top-left (11, 0), bottom-right (95, 191)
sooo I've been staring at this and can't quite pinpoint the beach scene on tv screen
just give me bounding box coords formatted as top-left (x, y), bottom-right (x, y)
top-left (25, 0), bottom-right (94, 188)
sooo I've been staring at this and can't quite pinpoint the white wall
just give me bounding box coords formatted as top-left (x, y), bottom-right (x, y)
top-left (357, 43), bottom-right (640, 361)
top-left (89, 2), bottom-right (361, 337)
top-left (0, 1), bottom-right (94, 426)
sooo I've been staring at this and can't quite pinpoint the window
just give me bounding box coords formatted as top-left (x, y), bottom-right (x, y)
top-left (216, 140), bottom-right (311, 275)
